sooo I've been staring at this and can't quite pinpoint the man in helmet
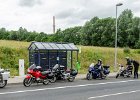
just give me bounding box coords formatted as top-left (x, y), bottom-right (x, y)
top-left (94, 59), bottom-right (104, 79)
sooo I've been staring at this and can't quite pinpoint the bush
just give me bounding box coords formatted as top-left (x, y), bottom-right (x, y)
top-left (0, 46), bottom-right (28, 76)
top-left (134, 40), bottom-right (140, 49)
top-left (134, 49), bottom-right (140, 54)
top-left (123, 47), bottom-right (130, 54)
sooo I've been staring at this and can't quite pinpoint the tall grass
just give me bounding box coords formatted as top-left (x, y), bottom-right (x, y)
top-left (0, 40), bottom-right (140, 75)
top-left (0, 40), bottom-right (30, 49)
top-left (77, 46), bottom-right (140, 73)
top-left (0, 40), bottom-right (30, 76)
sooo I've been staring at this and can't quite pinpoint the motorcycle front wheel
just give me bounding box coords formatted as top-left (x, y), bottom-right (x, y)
top-left (23, 78), bottom-right (32, 87)
top-left (86, 73), bottom-right (92, 80)
top-left (0, 80), bottom-right (7, 88)
top-left (68, 76), bottom-right (75, 82)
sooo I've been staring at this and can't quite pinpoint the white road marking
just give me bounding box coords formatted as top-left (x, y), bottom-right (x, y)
top-left (0, 80), bottom-right (139, 95)
top-left (88, 89), bottom-right (140, 99)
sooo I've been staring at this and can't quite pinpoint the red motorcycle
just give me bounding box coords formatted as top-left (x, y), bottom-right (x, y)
top-left (23, 64), bottom-right (50, 87)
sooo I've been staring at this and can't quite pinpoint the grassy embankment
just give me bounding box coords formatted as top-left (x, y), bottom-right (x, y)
top-left (0, 40), bottom-right (140, 76)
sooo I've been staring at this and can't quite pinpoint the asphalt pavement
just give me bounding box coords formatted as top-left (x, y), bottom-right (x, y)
top-left (0, 77), bottom-right (140, 100)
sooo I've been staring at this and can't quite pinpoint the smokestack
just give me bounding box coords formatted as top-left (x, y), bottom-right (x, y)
top-left (53, 16), bottom-right (55, 34)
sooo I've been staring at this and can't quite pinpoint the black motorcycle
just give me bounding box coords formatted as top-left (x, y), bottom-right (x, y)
top-left (52, 64), bottom-right (78, 82)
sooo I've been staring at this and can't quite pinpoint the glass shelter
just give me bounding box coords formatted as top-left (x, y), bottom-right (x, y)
top-left (28, 42), bottom-right (79, 70)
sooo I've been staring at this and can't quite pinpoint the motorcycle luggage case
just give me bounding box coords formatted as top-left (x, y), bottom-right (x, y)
top-left (103, 66), bottom-right (110, 69)
top-left (0, 74), bottom-right (2, 81)
top-left (70, 70), bottom-right (78, 76)
top-left (1, 72), bottom-right (10, 80)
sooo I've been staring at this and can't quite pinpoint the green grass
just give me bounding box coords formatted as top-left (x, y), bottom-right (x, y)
top-left (0, 40), bottom-right (30, 49)
top-left (0, 40), bottom-right (30, 76)
top-left (0, 40), bottom-right (140, 75)
top-left (77, 46), bottom-right (140, 74)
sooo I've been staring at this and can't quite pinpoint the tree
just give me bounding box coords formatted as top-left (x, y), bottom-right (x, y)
top-left (118, 9), bottom-right (133, 47)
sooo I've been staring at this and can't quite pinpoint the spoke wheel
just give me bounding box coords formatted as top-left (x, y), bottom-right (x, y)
top-left (23, 78), bottom-right (32, 87)
top-left (0, 80), bottom-right (7, 88)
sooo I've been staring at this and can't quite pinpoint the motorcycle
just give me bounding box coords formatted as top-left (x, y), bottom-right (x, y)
top-left (86, 65), bottom-right (110, 80)
top-left (23, 64), bottom-right (56, 87)
top-left (0, 68), bottom-right (10, 88)
top-left (116, 64), bottom-right (133, 78)
top-left (52, 64), bottom-right (78, 82)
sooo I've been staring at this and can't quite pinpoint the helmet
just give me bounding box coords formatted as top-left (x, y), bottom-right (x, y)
top-left (98, 59), bottom-right (102, 63)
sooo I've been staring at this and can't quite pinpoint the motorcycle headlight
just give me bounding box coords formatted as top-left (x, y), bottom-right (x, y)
top-left (27, 68), bottom-right (30, 72)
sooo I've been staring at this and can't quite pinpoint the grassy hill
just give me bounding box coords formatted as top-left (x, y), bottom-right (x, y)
top-left (0, 40), bottom-right (140, 76)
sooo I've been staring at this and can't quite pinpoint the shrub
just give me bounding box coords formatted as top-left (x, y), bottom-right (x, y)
top-left (134, 40), bottom-right (140, 49)
top-left (123, 47), bottom-right (130, 54)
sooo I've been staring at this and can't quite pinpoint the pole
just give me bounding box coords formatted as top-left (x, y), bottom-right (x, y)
top-left (53, 16), bottom-right (55, 34)
top-left (139, 24), bottom-right (140, 41)
top-left (114, 6), bottom-right (118, 70)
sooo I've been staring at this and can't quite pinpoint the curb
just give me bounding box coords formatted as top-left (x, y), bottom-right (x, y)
top-left (7, 74), bottom-right (117, 85)
top-left (76, 74), bottom-right (116, 80)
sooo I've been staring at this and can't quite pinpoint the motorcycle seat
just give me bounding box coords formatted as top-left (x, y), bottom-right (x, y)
top-left (41, 71), bottom-right (50, 75)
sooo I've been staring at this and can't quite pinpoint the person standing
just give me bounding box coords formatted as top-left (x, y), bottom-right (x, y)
top-left (132, 60), bottom-right (139, 79)
top-left (125, 57), bottom-right (133, 75)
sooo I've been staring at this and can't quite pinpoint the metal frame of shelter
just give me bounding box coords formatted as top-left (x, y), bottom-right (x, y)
top-left (28, 42), bottom-right (79, 70)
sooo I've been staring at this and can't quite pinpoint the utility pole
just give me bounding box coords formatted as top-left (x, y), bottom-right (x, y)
top-left (139, 23), bottom-right (140, 41)
top-left (114, 3), bottom-right (123, 71)
top-left (53, 16), bottom-right (55, 34)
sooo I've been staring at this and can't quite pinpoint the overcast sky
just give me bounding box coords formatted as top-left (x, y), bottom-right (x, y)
top-left (0, 0), bottom-right (140, 33)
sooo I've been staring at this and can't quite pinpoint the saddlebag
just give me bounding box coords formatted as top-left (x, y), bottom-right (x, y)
top-left (70, 69), bottom-right (78, 76)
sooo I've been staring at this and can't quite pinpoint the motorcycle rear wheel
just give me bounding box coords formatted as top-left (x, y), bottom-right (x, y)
top-left (49, 76), bottom-right (57, 83)
top-left (43, 79), bottom-right (49, 85)
top-left (116, 74), bottom-right (119, 78)
top-left (0, 80), bottom-right (7, 88)
top-left (23, 78), bottom-right (32, 87)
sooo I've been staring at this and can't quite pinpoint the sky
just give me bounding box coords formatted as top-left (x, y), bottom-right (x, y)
top-left (0, 0), bottom-right (140, 33)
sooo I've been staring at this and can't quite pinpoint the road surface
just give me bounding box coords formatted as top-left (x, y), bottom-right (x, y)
top-left (0, 78), bottom-right (140, 100)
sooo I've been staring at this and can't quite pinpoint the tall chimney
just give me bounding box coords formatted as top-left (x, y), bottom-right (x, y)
top-left (53, 16), bottom-right (55, 34)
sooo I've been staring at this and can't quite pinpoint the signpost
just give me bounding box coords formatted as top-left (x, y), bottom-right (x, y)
top-left (19, 59), bottom-right (25, 76)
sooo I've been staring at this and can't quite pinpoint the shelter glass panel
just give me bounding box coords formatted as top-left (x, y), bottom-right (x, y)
top-left (68, 43), bottom-right (78, 50)
top-left (56, 44), bottom-right (66, 50)
top-left (48, 43), bottom-right (59, 49)
top-left (34, 42), bottom-right (45, 50)
top-left (42, 43), bottom-right (53, 50)
top-left (62, 44), bottom-right (72, 50)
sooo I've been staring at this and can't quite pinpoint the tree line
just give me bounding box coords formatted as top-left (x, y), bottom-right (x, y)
top-left (0, 9), bottom-right (140, 48)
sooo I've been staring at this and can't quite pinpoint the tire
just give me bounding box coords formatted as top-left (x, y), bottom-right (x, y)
top-left (86, 73), bottom-right (92, 80)
top-left (101, 75), bottom-right (106, 79)
top-left (68, 76), bottom-right (75, 82)
top-left (43, 79), bottom-right (49, 85)
top-left (23, 78), bottom-right (32, 87)
top-left (49, 76), bottom-right (57, 83)
top-left (116, 74), bottom-right (119, 78)
top-left (0, 80), bottom-right (7, 88)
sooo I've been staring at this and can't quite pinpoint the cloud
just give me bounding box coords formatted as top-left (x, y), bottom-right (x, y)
top-left (0, 0), bottom-right (140, 33)
top-left (56, 9), bottom-right (75, 19)
top-left (19, 0), bottom-right (42, 7)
